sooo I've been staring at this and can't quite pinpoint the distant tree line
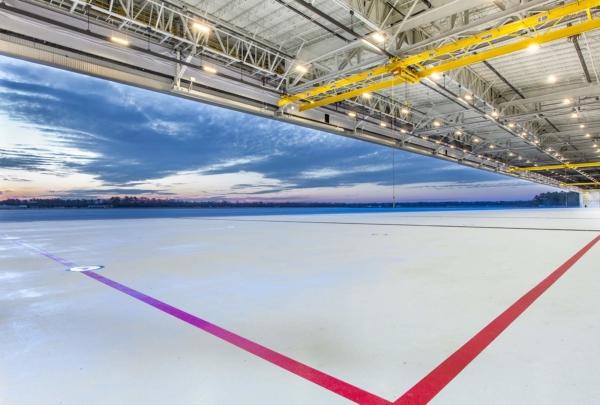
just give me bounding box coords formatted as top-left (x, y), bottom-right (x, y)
top-left (0, 192), bottom-right (580, 209)
top-left (532, 191), bottom-right (579, 207)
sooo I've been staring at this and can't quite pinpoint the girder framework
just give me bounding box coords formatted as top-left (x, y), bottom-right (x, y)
top-left (279, 0), bottom-right (600, 109)
top-left (51, 0), bottom-right (302, 77)
top-left (1, 0), bottom-right (600, 191)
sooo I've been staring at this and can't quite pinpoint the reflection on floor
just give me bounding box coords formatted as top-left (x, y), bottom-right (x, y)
top-left (2, 208), bottom-right (600, 404)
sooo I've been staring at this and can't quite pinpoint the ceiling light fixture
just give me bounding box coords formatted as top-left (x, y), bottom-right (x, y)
top-left (527, 43), bottom-right (540, 53)
top-left (370, 32), bottom-right (386, 43)
top-left (192, 22), bottom-right (211, 33)
top-left (294, 65), bottom-right (308, 74)
top-left (110, 36), bottom-right (129, 46)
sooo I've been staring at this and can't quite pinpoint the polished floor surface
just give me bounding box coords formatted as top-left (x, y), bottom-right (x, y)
top-left (2, 208), bottom-right (600, 404)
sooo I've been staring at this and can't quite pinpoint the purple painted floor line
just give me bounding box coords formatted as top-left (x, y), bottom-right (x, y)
top-left (12, 238), bottom-right (390, 405)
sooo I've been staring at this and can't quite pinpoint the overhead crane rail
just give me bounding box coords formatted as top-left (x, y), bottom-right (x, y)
top-left (510, 162), bottom-right (600, 172)
top-left (278, 0), bottom-right (600, 111)
top-left (560, 182), bottom-right (600, 186)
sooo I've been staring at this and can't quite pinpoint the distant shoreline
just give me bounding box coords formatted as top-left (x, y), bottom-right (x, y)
top-left (0, 192), bottom-right (580, 210)
top-left (0, 201), bottom-right (560, 209)
top-left (0, 204), bottom-right (552, 210)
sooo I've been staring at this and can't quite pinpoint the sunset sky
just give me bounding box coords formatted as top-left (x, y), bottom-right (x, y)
top-left (0, 55), bottom-right (558, 202)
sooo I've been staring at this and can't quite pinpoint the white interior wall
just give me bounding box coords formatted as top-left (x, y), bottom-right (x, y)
top-left (580, 191), bottom-right (600, 208)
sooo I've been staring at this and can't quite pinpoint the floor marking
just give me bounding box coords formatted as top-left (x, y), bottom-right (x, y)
top-left (13, 240), bottom-right (76, 267)
top-left (68, 265), bottom-right (104, 272)
top-left (394, 234), bottom-right (600, 405)
top-left (9, 238), bottom-right (390, 405)
top-left (195, 218), bottom-right (600, 233)
top-left (84, 271), bottom-right (390, 405)
top-left (8, 234), bottom-right (600, 404)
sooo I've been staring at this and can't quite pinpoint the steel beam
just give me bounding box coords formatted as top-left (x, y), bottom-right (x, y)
top-left (498, 84), bottom-right (600, 107)
top-left (562, 181), bottom-right (600, 185)
top-left (280, 0), bottom-right (600, 108)
top-left (510, 161), bottom-right (600, 172)
top-left (300, 18), bottom-right (600, 111)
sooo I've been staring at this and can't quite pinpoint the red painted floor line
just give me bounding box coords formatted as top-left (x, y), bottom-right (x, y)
top-left (394, 234), bottom-right (600, 405)
top-left (10, 234), bottom-right (599, 404)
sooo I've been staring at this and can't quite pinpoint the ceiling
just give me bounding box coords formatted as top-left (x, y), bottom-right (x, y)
top-left (1, 0), bottom-right (600, 189)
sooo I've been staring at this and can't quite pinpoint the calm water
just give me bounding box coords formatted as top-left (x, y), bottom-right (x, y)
top-left (0, 206), bottom-right (532, 222)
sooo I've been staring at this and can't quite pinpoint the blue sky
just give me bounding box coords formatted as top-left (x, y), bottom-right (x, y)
top-left (0, 55), bottom-right (557, 202)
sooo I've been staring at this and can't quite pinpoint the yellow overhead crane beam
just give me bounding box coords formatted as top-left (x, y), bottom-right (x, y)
top-left (509, 161), bottom-right (600, 172)
top-left (279, 0), bottom-right (600, 111)
top-left (560, 182), bottom-right (600, 186)
top-left (300, 19), bottom-right (600, 111)
top-left (300, 17), bottom-right (600, 111)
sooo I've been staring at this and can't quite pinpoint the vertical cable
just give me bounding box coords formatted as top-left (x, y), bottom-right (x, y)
top-left (392, 85), bottom-right (397, 208)
top-left (392, 147), bottom-right (396, 209)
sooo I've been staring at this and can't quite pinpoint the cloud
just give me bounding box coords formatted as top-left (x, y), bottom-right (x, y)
top-left (0, 55), bottom-right (557, 201)
top-left (0, 148), bottom-right (56, 172)
top-left (49, 188), bottom-right (176, 198)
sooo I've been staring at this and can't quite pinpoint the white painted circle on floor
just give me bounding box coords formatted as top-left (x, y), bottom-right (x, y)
top-left (67, 265), bottom-right (104, 272)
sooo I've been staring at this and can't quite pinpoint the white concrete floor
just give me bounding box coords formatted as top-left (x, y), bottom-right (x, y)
top-left (1, 208), bottom-right (600, 404)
